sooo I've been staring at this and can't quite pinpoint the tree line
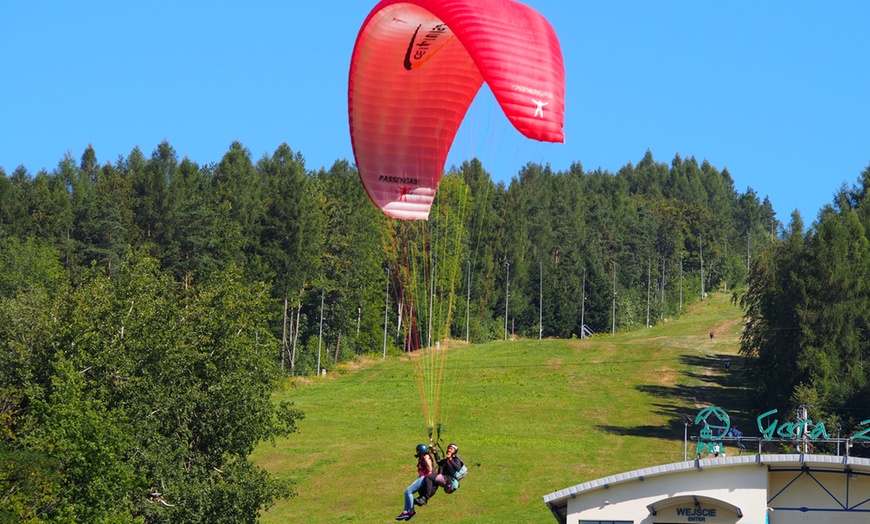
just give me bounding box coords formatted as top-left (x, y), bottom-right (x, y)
top-left (0, 143), bottom-right (777, 354)
top-left (739, 165), bottom-right (870, 446)
top-left (1, 141), bottom-right (776, 521)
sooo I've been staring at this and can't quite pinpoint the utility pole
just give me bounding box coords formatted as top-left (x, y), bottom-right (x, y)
top-left (679, 252), bottom-right (683, 312)
top-left (646, 257), bottom-right (651, 328)
top-left (466, 260), bottom-right (471, 344)
top-left (539, 260), bottom-right (543, 340)
top-left (661, 256), bottom-right (666, 320)
top-left (682, 415), bottom-right (692, 461)
top-left (798, 405), bottom-right (809, 454)
top-left (611, 261), bottom-right (616, 335)
top-left (746, 230), bottom-right (751, 271)
top-left (428, 255), bottom-right (434, 349)
top-left (383, 267), bottom-right (389, 359)
top-left (317, 288), bottom-right (324, 376)
top-left (504, 261), bottom-right (510, 341)
top-left (581, 266), bottom-right (586, 339)
top-left (699, 235), bottom-right (704, 300)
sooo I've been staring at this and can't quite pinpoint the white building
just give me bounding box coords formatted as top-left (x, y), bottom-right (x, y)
top-left (543, 454), bottom-right (870, 524)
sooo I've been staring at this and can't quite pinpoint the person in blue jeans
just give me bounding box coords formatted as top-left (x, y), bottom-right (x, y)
top-left (415, 443), bottom-right (463, 506)
top-left (396, 444), bottom-right (434, 521)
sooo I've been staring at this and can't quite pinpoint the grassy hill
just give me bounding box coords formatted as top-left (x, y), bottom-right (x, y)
top-left (251, 292), bottom-right (749, 523)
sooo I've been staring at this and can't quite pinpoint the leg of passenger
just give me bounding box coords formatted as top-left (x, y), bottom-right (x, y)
top-left (404, 476), bottom-right (424, 512)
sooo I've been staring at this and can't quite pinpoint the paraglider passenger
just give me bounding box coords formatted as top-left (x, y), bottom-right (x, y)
top-left (396, 444), bottom-right (434, 521)
top-left (415, 443), bottom-right (463, 506)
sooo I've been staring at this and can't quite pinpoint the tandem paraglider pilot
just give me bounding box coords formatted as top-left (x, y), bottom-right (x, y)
top-left (415, 442), bottom-right (465, 507)
top-left (396, 444), bottom-right (434, 521)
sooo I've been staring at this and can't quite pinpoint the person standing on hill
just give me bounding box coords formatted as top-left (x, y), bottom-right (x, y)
top-left (396, 444), bottom-right (434, 521)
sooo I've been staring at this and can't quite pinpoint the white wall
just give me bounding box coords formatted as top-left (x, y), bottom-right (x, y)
top-left (566, 463), bottom-right (768, 524)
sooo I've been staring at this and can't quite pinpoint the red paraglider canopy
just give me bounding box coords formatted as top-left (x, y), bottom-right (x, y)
top-left (348, 0), bottom-right (566, 220)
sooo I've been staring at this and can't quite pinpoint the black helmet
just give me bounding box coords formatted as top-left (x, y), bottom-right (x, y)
top-left (415, 444), bottom-right (429, 457)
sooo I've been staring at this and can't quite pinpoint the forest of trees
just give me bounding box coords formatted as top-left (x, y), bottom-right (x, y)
top-left (0, 140), bottom-right (781, 521)
top-left (739, 165), bottom-right (870, 442)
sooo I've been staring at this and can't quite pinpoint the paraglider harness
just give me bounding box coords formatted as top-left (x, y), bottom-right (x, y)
top-left (444, 460), bottom-right (467, 494)
top-left (429, 426), bottom-right (469, 494)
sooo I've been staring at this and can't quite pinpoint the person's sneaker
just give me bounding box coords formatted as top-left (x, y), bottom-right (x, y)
top-left (414, 497), bottom-right (427, 506)
top-left (405, 510), bottom-right (417, 520)
top-left (395, 511), bottom-right (411, 521)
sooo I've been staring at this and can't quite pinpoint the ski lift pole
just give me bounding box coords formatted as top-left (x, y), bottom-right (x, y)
top-left (383, 267), bottom-right (389, 359)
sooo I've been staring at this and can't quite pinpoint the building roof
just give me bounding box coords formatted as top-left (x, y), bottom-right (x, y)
top-left (542, 453), bottom-right (870, 507)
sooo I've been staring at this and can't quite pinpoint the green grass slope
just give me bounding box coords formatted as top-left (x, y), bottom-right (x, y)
top-left (252, 292), bottom-right (749, 523)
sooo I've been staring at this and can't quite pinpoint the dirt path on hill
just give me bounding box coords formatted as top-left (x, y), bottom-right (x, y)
top-left (693, 314), bottom-right (744, 408)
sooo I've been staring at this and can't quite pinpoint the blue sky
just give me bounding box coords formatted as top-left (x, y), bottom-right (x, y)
top-left (2, 1), bottom-right (868, 224)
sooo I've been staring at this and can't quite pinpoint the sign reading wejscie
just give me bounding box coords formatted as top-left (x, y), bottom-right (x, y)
top-left (676, 507), bottom-right (716, 522)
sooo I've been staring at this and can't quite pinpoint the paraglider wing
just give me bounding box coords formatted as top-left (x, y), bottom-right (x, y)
top-left (348, 0), bottom-right (566, 220)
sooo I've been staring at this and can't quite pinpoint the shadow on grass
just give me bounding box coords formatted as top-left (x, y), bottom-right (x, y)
top-left (594, 353), bottom-right (753, 441)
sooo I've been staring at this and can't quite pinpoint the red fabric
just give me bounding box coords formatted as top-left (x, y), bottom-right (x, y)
top-left (349, 0), bottom-right (566, 220)
top-left (417, 456), bottom-right (433, 476)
